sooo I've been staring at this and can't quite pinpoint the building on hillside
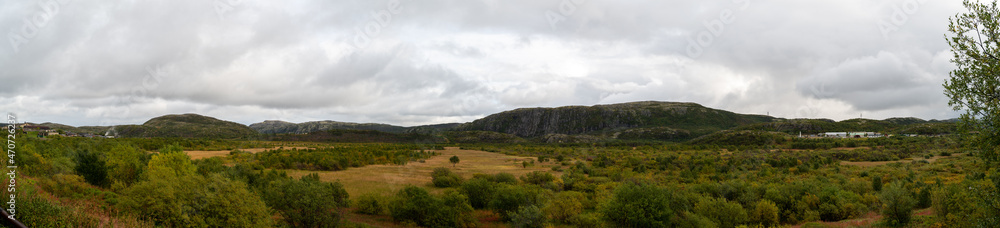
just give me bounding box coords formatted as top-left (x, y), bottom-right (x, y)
top-left (821, 132), bottom-right (848, 138)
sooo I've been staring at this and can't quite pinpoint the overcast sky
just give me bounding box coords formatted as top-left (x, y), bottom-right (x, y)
top-left (0, 0), bottom-right (966, 127)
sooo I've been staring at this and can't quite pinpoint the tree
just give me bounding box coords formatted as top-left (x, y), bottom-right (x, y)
top-left (121, 147), bottom-right (272, 227)
top-left (389, 186), bottom-right (477, 228)
top-left (450, 155), bottom-right (460, 167)
top-left (945, 0), bottom-right (1000, 162)
top-left (748, 199), bottom-right (780, 227)
top-left (510, 205), bottom-right (547, 228)
top-left (75, 149), bottom-right (108, 187)
top-left (106, 144), bottom-right (147, 190)
top-left (602, 182), bottom-right (674, 227)
top-left (263, 174), bottom-right (350, 227)
top-left (694, 197), bottom-right (748, 228)
top-left (460, 178), bottom-right (497, 209)
top-left (880, 182), bottom-right (915, 226)
top-left (544, 191), bottom-right (585, 223)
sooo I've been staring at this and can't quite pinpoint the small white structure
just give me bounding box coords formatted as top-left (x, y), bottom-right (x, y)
top-left (822, 132), bottom-right (848, 138)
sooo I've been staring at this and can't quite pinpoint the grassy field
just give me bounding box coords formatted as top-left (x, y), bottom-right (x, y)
top-left (840, 153), bottom-right (966, 167)
top-left (282, 147), bottom-right (563, 198)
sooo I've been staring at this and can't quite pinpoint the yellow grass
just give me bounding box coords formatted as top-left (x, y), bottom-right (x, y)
top-left (281, 147), bottom-right (563, 198)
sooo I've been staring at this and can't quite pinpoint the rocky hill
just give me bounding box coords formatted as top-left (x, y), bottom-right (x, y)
top-left (249, 120), bottom-right (459, 134)
top-left (116, 114), bottom-right (259, 139)
top-left (455, 101), bottom-right (776, 138)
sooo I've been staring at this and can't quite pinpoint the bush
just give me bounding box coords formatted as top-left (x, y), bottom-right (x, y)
top-left (520, 171), bottom-right (555, 185)
top-left (544, 191), bottom-right (585, 223)
top-left (489, 185), bottom-right (547, 221)
top-left (915, 187), bottom-right (931, 209)
top-left (568, 213), bottom-right (604, 228)
top-left (694, 197), bottom-right (748, 228)
top-left (602, 182), bottom-right (674, 227)
top-left (389, 186), bottom-right (477, 228)
top-left (432, 167), bottom-right (463, 188)
top-left (509, 205), bottom-right (547, 228)
top-left (749, 199), bottom-right (780, 227)
top-left (355, 193), bottom-right (385, 215)
top-left (75, 149), bottom-right (108, 187)
top-left (493, 172), bottom-right (518, 184)
top-left (263, 175), bottom-right (348, 228)
top-left (872, 176), bottom-right (883, 192)
top-left (460, 178), bottom-right (497, 209)
top-left (880, 182), bottom-right (915, 226)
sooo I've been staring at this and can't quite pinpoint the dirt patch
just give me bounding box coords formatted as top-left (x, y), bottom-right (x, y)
top-left (281, 147), bottom-right (562, 198)
top-left (185, 147), bottom-right (311, 160)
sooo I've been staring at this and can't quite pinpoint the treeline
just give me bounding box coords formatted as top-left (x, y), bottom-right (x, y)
top-left (266, 129), bottom-right (447, 143)
top-left (249, 144), bottom-right (440, 171)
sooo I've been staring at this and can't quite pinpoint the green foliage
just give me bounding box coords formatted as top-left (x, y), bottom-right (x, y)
top-left (688, 130), bottom-right (789, 146)
top-left (945, 0), bottom-right (1000, 163)
top-left (568, 212), bottom-right (605, 228)
top-left (880, 182), bottom-right (915, 226)
top-left (255, 144), bottom-right (435, 171)
top-left (106, 144), bottom-right (148, 190)
top-left (450, 155), bottom-right (460, 167)
top-left (694, 197), bottom-right (748, 228)
top-left (509, 205), bottom-right (547, 228)
top-left (492, 172), bottom-right (519, 184)
top-left (520, 171), bottom-right (555, 186)
top-left (355, 193), bottom-right (386, 215)
top-left (744, 199), bottom-right (777, 227)
top-left (263, 174), bottom-right (350, 227)
top-left (432, 167), bottom-right (464, 188)
top-left (389, 186), bottom-right (477, 228)
top-left (544, 191), bottom-right (586, 223)
top-left (74, 149), bottom-right (108, 187)
top-left (916, 186), bottom-right (931, 209)
top-left (444, 131), bottom-right (527, 143)
top-left (121, 148), bottom-right (272, 227)
top-left (460, 177), bottom-right (497, 209)
top-left (194, 157), bottom-right (226, 176)
top-left (872, 176), bottom-right (883, 192)
top-left (490, 184), bottom-right (548, 222)
top-left (602, 182), bottom-right (675, 228)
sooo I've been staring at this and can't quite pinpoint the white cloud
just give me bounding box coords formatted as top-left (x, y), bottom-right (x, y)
top-left (0, 0), bottom-right (966, 126)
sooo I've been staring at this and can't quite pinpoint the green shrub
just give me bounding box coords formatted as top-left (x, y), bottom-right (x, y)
top-left (432, 167), bottom-right (463, 188)
top-left (749, 199), bottom-right (780, 227)
top-left (602, 182), bottom-right (674, 227)
top-left (880, 182), bottom-right (915, 226)
top-left (489, 185), bottom-right (548, 221)
top-left (75, 149), bottom-right (108, 187)
top-left (493, 172), bottom-right (518, 184)
top-left (355, 193), bottom-right (385, 215)
top-left (459, 178), bottom-right (497, 209)
top-left (568, 212), bottom-right (604, 228)
top-left (389, 186), bottom-right (477, 228)
top-left (509, 205), bottom-right (546, 228)
top-left (544, 191), bottom-right (585, 223)
top-left (872, 176), bottom-right (883, 192)
top-left (694, 197), bottom-right (748, 228)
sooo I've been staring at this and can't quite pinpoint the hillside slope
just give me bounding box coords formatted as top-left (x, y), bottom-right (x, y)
top-left (250, 120), bottom-right (460, 135)
top-left (456, 101), bottom-right (776, 138)
top-left (117, 114), bottom-right (259, 139)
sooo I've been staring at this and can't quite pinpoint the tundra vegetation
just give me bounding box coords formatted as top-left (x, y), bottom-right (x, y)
top-left (2, 129), bottom-right (996, 227)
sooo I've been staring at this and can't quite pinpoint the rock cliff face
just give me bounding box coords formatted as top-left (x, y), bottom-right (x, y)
top-left (249, 120), bottom-right (460, 134)
top-left (457, 101), bottom-right (775, 138)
